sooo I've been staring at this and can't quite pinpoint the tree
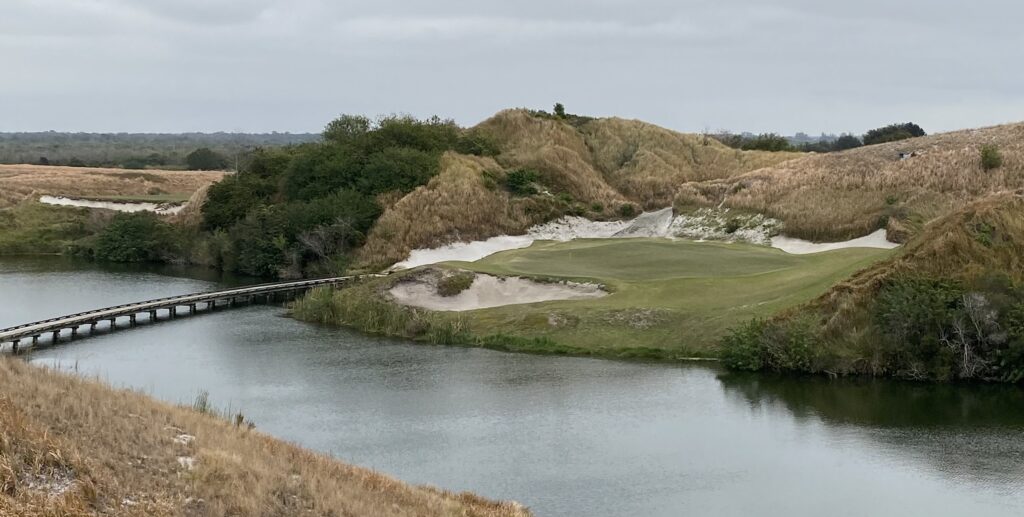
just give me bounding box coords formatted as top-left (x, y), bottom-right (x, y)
top-left (323, 114), bottom-right (371, 143)
top-left (863, 123), bottom-right (926, 146)
top-left (741, 133), bottom-right (794, 152)
top-left (185, 147), bottom-right (228, 170)
top-left (833, 134), bottom-right (863, 151)
top-left (553, 103), bottom-right (566, 119)
top-left (94, 212), bottom-right (178, 262)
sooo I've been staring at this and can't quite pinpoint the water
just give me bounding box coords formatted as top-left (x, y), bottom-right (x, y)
top-left (2, 256), bottom-right (1023, 516)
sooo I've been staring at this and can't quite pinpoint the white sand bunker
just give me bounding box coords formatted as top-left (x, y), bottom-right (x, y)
top-left (40, 195), bottom-right (186, 215)
top-left (771, 229), bottom-right (900, 254)
top-left (389, 272), bottom-right (607, 311)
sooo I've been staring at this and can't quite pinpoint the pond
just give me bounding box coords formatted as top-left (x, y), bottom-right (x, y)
top-left (2, 256), bottom-right (1022, 516)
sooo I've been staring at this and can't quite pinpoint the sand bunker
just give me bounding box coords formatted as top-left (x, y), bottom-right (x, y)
top-left (394, 209), bottom-right (901, 270)
top-left (389, 273), bottom-right (606, 311)
top-left (40, 195), bottom-right (186, 215)
top-left (770, 229), bottom-right (900, 254)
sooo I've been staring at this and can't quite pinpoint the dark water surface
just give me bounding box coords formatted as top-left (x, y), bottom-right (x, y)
top-left (3, 256), bottom-right (1023, 516)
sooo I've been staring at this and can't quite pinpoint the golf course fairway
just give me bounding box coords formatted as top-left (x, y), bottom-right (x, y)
top-left (295, 238), bottom-right (895, 360)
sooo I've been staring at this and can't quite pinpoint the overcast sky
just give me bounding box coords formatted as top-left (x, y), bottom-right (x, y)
top-left (2, 0), bottom-right (1021, 135)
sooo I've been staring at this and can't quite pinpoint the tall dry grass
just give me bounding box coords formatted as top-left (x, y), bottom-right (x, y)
top-left (0, 164), bottom-right (225, 210)
top-left (795, 190), bottom-right (1024, 336)
top-left (676, 123), bottom-right (1024, 241)
top-left (357, 153), bottom-right (548, 269)
top-left (0, 358), bottom-right (531, 517)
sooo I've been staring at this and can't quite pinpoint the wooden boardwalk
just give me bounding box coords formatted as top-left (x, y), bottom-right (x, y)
top-left (0, 275), bottom-right (374, 353)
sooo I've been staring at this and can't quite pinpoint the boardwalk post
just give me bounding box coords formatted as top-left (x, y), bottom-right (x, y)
top-left (109, 318), bottom-right (116, 330)
top-left (129, 314), bottom-right (137, 327)
top-left (90, 322), bottom-right (97, 332)
top-left (189, 304), bottom-right (197, 315)
top-left (52, 330), bottom-right (59, 342)
top-left (149, 310), bottom-right (157, 321)
top-left (169, 307), bottom-right (176, 319)
top-left (11, 340), bottom-right (18, 354)
top-left (71, 326), bottom-right (78, 339)
top-left (32, 335), bottom-right (39, 345)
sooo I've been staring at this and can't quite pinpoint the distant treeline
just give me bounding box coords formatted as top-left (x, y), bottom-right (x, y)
top-left (0, 132), bottom-right (321, 170)
top-left (714, 122), bottom-right (927, 153)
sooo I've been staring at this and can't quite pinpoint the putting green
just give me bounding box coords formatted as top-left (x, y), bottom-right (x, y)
top-left (442, 238), bottom-right (893, 356)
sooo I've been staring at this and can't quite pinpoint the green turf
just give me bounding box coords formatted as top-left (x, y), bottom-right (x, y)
top-left (439, 238), bottom-right (893, 356)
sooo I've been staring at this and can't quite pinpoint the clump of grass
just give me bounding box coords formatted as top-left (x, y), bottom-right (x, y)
top-left (437, 271), bottom-right (475, 297)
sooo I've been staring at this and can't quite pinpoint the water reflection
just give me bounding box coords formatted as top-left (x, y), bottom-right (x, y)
top-left (718, 371), bottom-right (1024, 490)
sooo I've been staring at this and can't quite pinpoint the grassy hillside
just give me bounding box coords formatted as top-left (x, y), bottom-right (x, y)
top-left (296, 238), bottom-right (892, 359)
top-left (719, 191), bottom-right (1024, 382)
top-left (0, 358), bottom-right (530, 517)
top-left (358, 110), bottom-right (798, 268)
top-left (677, 122), bottom-right (1024, 242)
top-left (0, 164), bottom-right (225, 210)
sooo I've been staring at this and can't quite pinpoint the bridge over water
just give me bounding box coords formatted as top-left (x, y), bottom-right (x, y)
top-left (0, 275), bottom-right (374, 353)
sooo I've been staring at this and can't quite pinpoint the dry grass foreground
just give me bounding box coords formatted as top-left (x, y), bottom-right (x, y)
top-left (0, 164), bottom-right (226, 210)
top-left (0, 359), bottom-right (531, 517)
top-left (358, 110), bottom-right (798, 267)
top-left (677, 122), bottom-right (1024, 242)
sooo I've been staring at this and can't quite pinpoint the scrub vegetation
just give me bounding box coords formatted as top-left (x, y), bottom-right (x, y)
top-left (293, 238), bottom-right (892, 359)
top-left (0, 358), bottom-right (530, 517)
top-left (720, 192), bottom-right (1024, 382)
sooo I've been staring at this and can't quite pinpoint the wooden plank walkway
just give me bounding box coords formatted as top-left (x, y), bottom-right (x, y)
top-left (0, 275), bottom-right (378, 352)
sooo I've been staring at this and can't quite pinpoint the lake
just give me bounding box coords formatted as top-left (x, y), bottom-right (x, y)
top-left (2, 256), bottom-right (1023, 516)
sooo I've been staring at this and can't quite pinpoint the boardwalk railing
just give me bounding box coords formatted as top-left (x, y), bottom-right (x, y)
top-left (0, 275), bottom-right (378, 352)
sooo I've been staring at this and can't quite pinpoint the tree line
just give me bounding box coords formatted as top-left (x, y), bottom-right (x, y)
top-left (713, 122), bottom-right (927, 153)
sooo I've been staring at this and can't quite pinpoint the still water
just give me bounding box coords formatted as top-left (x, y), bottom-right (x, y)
top-left (2, 256), bottom-right (1023, 516)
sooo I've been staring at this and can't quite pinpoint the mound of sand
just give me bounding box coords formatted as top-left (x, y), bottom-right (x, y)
top-left (389, 272), bottom-right (606, 311)
top-left (770, 229), bottom-right (900, 254)
top-left (39, 195), bottom-right (186, 215)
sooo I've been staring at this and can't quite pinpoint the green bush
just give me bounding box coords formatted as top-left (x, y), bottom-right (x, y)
top-left (720, 317), bottom-right (819, 372)
top-left (94, 212), bottom-right (179, 262)
top-left (618, 204), bottom-right (637, 217)
top-left (740, 133), bottom-right (795, 152)
top-left (981, 144), bottom-right (1003, 171)
top-left (504, 169), bottom-right (540, 196)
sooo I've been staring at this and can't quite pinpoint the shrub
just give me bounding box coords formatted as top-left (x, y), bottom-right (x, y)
top-left (720, 317), bottom-right (819, 372)
top-left (618, 204), bottom-right (637, 218)
top-left (94, 212), bottom-right (179, 262)
top-left (740, 133), bottom-right (795, 152)
top-left (504, 169), bottom-right (540, 196)
top-left (981, 144), bottom-right (1003, 171)
top-left (437, 272), bottom-right (475, 297)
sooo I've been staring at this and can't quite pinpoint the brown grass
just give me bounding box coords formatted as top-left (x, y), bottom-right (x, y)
top-left (0, 164), bottom-right (226, 210)
top-left (357, 153), bottom-right (551, 269)
top-left (360, 110), bottom-right (798, 266)
top-left (0, 358), bottom-right (531, 517)
top-left (792, 190), bottom-right (1024, 338)
top-left (676, 123), bottom-right (1024, 241)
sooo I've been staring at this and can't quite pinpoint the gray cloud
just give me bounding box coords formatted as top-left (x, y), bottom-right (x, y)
top-left (1, 0), bottom-right (1021, 134)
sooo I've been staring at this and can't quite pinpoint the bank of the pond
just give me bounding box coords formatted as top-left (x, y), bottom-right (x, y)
top-left (291, 238), bottom-right (894, 361)
top-left (0, 358), bottom-right (530, 517)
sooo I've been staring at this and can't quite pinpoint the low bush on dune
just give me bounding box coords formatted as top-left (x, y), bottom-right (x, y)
top-left (981, 144), bottom-right (1003, 171)
top-left (437, 272), bottom-right (476, 297)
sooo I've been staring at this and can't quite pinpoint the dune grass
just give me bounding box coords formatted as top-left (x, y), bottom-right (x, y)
top-left (676, 122), bottom-right (1024, 242)
top-left (0, 358), bottom-right (531, 517)
top-left (358, 110), bottom-right (799, 269)
top-left (301, 238), bottom-right (893, 359)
